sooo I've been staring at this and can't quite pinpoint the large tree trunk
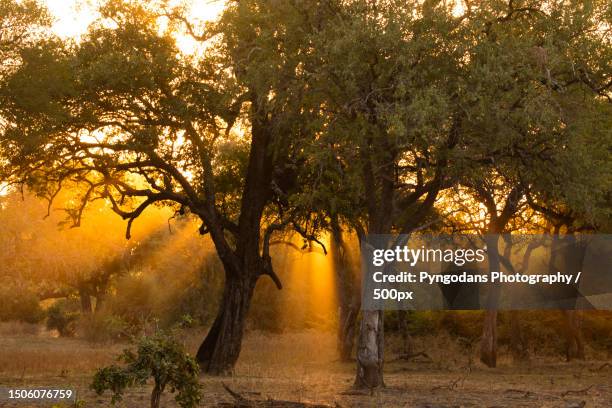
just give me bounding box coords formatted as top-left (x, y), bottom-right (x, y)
top-left (196, 271), bottom-right (257, 375)
top-left (331, 220), bottom-right (359, 361)
top-left (355, 309), bottom-right (385, 389)
top-left (563, 310), bottom-right (585, 361)
top-left (196, 109), bottom-right (274, 375)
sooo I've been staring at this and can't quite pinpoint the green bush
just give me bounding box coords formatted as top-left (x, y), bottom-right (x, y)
top-left (91, 329), bottom-right (202, 408)
top-left (46, 300), bottom-right (80, 337)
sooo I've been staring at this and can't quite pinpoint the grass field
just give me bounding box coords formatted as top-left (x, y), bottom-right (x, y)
top-left (1, 323), bottom-right (611, 407)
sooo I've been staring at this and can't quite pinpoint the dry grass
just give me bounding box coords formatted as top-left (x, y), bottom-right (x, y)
top-left (0, 321), bottom-right (42, 337)
top-left (1, 326), bottom-right (611, 407)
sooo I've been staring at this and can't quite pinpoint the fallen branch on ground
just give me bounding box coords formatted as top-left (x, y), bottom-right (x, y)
top-left (219, 383), bottom-right (332, 407)
top-left (396, 351), bottom-right (432, 361)
top-left (430, 375), bottom-right (465, 392)
top-left (589, 363), bottom-right (611, 372)
top-left (504, 388), bottom-right (534, 398)
top-left (561, 385), bottom-right (594, 397)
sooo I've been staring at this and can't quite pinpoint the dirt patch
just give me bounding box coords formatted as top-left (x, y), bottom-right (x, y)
top-left (1, 329), bottom-right (611, 407)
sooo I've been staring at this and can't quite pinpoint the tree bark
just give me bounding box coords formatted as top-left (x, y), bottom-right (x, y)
top-left (480, 235), bottom-right (501, 368)
top-left (150, 383), bottom-right (162, 408)
top-left (338, 305), bottom-right (359, 361)
top-left (480, 310), bottom-right (498, 367)
top-left (196, 271), bottom-right (257, 375)
top-left (196, 109), bottom-right (275, 375)
top-left (331, 220), bottom-right (359, 361)
top-left (354, 309), bottom-right (384, 389)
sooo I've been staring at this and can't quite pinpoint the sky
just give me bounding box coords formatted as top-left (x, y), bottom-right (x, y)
top-left (43, 0), bottom-right (226, 52)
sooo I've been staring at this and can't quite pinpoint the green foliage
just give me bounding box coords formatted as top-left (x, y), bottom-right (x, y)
top-left (0, 0), bottom-right (51, 79)
top-left (91, 329), bottom-right (202, 408)
top-left (46, 299), bottom-right (80, 337)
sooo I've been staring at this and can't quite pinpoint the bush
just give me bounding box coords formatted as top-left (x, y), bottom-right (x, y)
top-left (78, 312), bottom-right (131, 343)
top-left (46, 300), bottom-right (80, 337)
top-left (91, 329), bottom-right (202, 408)
top-left (0, 283), bottom-right (44, 323)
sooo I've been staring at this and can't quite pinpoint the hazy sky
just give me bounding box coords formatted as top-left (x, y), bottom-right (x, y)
top-left (44, 0), bottom-right (225, 46)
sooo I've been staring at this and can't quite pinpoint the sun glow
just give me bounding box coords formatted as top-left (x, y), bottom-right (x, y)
top-left (44, 0), bottom-right (225, 54)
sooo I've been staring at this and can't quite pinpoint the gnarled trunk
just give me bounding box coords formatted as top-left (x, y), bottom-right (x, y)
top-left (355, 309), bottom-right (384, 389)
top-left (196, 271), bottom-right (257, 375)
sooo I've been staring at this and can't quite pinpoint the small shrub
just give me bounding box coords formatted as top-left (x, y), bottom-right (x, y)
top-left (78, 312), bottom-right (131, 343)
top-left (91, 329), bottom-right (202, 408)
top-left (46, 300), bottom-right (80, 337)
top-left (0, 284), bottom-right (44, 323)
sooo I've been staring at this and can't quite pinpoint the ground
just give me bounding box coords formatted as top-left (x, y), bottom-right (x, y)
top-left (0, 323), bottom-right (611, 407)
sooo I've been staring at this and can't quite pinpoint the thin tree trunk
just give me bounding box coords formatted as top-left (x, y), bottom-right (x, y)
top-left (196, 272), bottom-right (257, 374)
top-left (94, 293), bottom-right (104, 314)
top-left (480, 310), bottom-right (498, 367)
top-left (563, 310), bottom-right (585, 361)
top-left (150, 383), bottom-right (162, 408)
top-left (480, 235), bottom-right (501, 368)
top-left (397, 310), bottom-right (414, 356)
top-left (509, 311), bottom-right (529, 362)
top-left (355, 309), bottom-right (384, 389)
top-left (79, 289), bottom-right (93, 315)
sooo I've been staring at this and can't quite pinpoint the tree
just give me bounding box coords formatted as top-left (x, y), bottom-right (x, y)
top-left (0, 0), bottom-right (340, 374)
top-left (303, 0), bottom-right (611, 383)
top-left (299, 0), bottom-right (466, 388)
top-left (440, 0), bottom-right (611, 368)
top-left (0, 192), bottom-right (133, 314)
top-left (92, 329), bottom-right (202, 408)
top-left (0, 0), bottom-right (50, 81)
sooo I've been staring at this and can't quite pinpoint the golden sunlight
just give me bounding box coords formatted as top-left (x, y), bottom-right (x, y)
top-left (44, 0), bottom-right (225, 53)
